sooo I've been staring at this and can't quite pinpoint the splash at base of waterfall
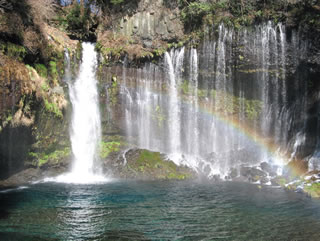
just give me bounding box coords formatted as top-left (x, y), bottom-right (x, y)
top-left (44, 172), bottom-right (110, 184)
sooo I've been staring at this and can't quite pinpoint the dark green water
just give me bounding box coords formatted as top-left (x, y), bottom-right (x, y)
top-left (0, 181), bottom-right (320, 241)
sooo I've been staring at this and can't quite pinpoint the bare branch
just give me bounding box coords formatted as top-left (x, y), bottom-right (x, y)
top-left (0, 0), bottom-right (13, 13)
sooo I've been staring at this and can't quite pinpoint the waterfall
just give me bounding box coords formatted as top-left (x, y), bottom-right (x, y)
top-left (113, 22), bottom-right (310, 179)
top-left (165, 47), bottom-right (185, 155)
top-left (69, 43), bottom-right (101, 176)
top-left (53, 43), bottom-right (106, 184)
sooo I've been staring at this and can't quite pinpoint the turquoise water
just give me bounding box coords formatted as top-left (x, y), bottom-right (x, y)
top-left (0, 181), bottom-right (320, 240)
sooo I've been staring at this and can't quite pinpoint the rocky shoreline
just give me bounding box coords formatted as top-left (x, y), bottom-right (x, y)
top-left (1, 145), bottom-right (320, 199)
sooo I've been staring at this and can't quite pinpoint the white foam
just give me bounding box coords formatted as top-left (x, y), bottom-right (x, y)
top-left (0, 186), bottom-right (29, 193)
top-left (44, 173), bottom-right (111, 185)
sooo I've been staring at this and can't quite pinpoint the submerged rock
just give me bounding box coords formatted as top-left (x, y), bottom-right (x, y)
top-left (240, 166), bottom-right (267, 183)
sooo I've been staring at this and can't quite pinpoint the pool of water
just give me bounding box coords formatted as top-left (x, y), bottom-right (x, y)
top-left (0, 180), bottom-right (320, 240)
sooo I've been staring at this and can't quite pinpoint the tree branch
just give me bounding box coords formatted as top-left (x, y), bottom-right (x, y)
top-left (0, 0), bottom-right (13, 12)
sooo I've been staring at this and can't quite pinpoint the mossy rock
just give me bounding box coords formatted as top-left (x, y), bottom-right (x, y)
top-left (270, 176), bottom-right (288, 187)
top-left (304, 183), bottom-right (320, 198)
top-left (28, 147), bottom-right (71, 169)
top-left (118, 149), bottom-right (195, 180)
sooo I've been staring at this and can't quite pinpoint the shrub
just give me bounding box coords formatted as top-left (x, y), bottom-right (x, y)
top-left (180, 2), bottom-right (213, 30)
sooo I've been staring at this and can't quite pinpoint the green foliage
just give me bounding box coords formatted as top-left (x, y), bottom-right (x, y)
top-left (58, 3), bottom-right (92, 36)
top-left (35, 64), bottom-right (48, 78)
top-left (167, 40), bottom-right (187, 50)
top-left (44, 99), bottom-right (63, 118)
top-left (28, 147), bottom-right (71, 167)
top-left (41, 82), bottom-right (50, 92)
top-left (100, 141), bottom-right (121, 158)
top-left (49, 61), bottom-right (58, 80)
top-left (153, 47), bottom-right (166, 57)
top-left (65, 4), bottom-right (86, 30)
top-left (0, 42), bottom-right (26, 61)
top-left (180, 2), bottom-right (213, 30)
top-left (25, 64), bottom-right (36, 80)
top-left (290, 0), bottom-right (320, 31)
top-left (177, 0), bottom-right (305, 32)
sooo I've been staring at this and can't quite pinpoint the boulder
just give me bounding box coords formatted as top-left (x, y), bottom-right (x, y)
top-left (106, 148), bottom-right (196, 180)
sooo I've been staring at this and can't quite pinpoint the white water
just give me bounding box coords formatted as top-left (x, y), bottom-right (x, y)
top-left (114, 22), bottom-right (309, 179)
top-left (52, 43), bottom-right (108, 184)
top-left (165, 48), bottom-right (185, 154)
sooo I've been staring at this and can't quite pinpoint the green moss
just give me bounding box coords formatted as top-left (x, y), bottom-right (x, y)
top-left (44, 99), bottom-right (63, 118)
top-left (35, 64), bottom-right (48, 78)
top-left (1, 42), bottom-right (26, 61)
top-left (41, 82), bottom-right (50, 92)
top-left (28, 147), bottom-right (71, 167)
top-left (129, 150), bottom-right (192, 180)
top-left (25, 64), bottom-right (36, 80)
top-left (305, 183), bottom-right (320, 198)
top-left (100, 141), bottom-right (121, 158)
top-left (49, 61), bottom-right (58, 80)
top-left (154, 47), bottom-right (166, 57)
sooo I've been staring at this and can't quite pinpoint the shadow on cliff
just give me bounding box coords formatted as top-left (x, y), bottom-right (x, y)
top-left (0, 126), bottom-right (34, 180)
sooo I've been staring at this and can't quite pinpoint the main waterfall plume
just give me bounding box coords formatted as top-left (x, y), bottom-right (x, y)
top-left (53, 43), bottom-right (106, 184)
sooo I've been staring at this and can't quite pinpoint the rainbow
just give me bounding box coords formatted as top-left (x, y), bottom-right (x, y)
top-left (194, 99), bottom-right (305, 176)
top-left (119, 79), bottom-right (304, 176)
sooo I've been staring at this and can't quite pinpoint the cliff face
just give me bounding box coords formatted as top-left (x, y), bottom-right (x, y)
top-left (97, 0), bottom-right (320, 176)
top-left (0, 0), bottom-right (320, 182)
top-left (0, 0), bottom-right (79, 180)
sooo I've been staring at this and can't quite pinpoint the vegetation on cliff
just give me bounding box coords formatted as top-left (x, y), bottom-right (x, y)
top-left (178, 0), bottom-right (320, 30)
top-left (0, 0), bottom-right (320, 187)
top-left (0, 0), bottom-right (79, 179)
